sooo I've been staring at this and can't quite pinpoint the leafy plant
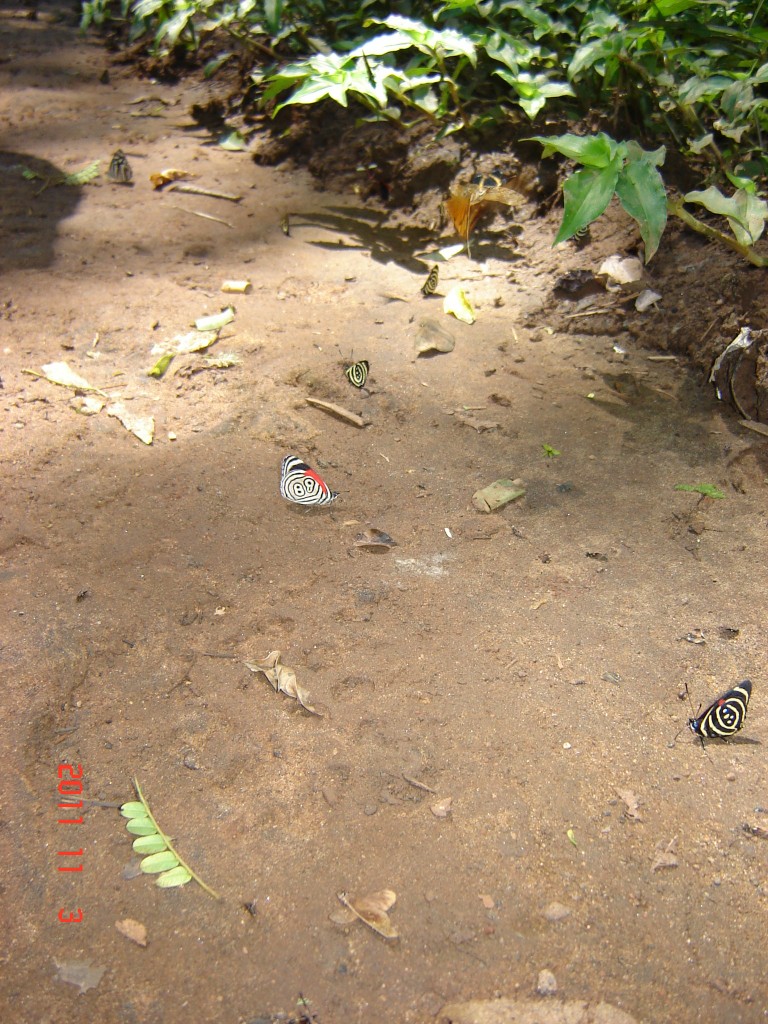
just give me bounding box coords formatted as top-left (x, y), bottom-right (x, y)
top-left (528, 131), bottom-right (768, 266)
top-left (120, 779), bottom-right (220, 898)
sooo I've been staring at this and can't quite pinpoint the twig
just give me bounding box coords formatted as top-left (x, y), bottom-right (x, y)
top-left (169, 184), bottom-right (242, 203)
top-left (305, 397), bottom-right (367, 428)
top-left (167, 205), bottom-right (233, 228)
top-left (402, 774), bottom-right (437, 794)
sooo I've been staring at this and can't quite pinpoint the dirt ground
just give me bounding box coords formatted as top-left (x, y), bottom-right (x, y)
top-left (1, 6), bottom-right (767, 1024)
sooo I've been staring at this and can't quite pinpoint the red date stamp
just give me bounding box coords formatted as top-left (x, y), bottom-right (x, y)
top-left (57, 763), bottom-right (84, 924)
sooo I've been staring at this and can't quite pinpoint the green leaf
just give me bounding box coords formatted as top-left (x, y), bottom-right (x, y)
top-left (155, 865), bottom-right (193, 888)
top-left (133, 834), bottom-right (169, 854)
top-left (555, 160), bottom-right (621, 244)
top-left (120, 801), bottom-right (147, 818)
top-left (126, 818), bottom-right (158, 836)
top-left (683, 186), bottom-right (768, 246)
top-left (527, 132), bottom-right (621, 169)
top-left (140, 850), bottom-right (181, 874)
top-left (615, 161), bottom-right (668, 261)
top-left (218, 131), bottom-right (246, 151)
top-left (148, 353), bottom-right (174, 378)
top-left (542, 444), bottom-right (560, 458)
top-left (62, 161), bottom-right (100, 186)
top-left (674, 484), bottom-right (725, 499)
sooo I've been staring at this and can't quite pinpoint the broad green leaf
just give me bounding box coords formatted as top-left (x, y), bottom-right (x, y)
top-left (568, 36), bottom-right (622, 80)
top-left (684, 187), bottom-right (768, 246)
top-left (262, 0), bottom-right (282, 36)
top-left (126, 818), bottom-right (157, 836)
top-left (527, 132), bottom-right (621, 169)
top-left (495, 70), bottom-right (574, 120)
top-left (133, 834), bottom-right (169, 854)
top-left (120, 801), bottom-right (146, 818)
top-left (615, 161), bottom-right (667, 261)
top-left (555, 160), bottom-right (621, 244)
top-left (155, 866), bottom-right (193, 888)
top-left (652, 0), bottom-right (700, 14)
top-left (218, 131), bottom-right (246, 151)
top-left (140, 850), bottom-right (181, 874)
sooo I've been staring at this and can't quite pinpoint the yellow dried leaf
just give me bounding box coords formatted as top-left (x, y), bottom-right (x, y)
top-left (443, 286), bottom-right (476, 325)
top-left (150, 168), bottom-right (195, 189)
top-left (338, 889), bottom-right (398, 940)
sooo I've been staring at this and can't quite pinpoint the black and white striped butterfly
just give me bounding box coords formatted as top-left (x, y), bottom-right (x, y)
top-left (344, 360), bottom-right (369, 389)
top-left (689, 679), bottom-right (751, 741)
top-left (280, 456), bottom-right (339, 506)
top-left (421, 265), bottom-right (439, 296)
top-left (107, 149), bottom-right (133, 184)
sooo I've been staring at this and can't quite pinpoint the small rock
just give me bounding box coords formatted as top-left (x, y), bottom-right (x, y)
top-left (536, 969), bottom-right (558, 996)
top-left (543, 901), bottom-right (571, 923)
top-left (363, 803), bottom-right (378, 816)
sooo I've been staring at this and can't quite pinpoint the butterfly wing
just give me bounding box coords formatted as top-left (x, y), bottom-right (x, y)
top-left (689, 679), bottom-right (751, 738)
top-left (421, 266), bottom-right (439, 296)
top-left (280, 456), bottom-right (339, 505)
top-left (344, 361), bottom-right (369, 388)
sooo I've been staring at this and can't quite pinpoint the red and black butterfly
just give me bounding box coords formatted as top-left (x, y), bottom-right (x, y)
top-left (689, 679), bottom-right (752, 741)
top-left (279, 456), bottom-right (339, 506)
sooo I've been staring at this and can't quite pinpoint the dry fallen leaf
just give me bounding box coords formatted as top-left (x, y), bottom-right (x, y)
top-left (246, 650), bottom-right (321, 715)
top-left (337, 889), bottom-right (399, 940)
top-left (443, 286), bottom-right (476, 325)
top-left (115, 918), bottom-right (148, 947)
top-left (430, 797), bottom-right (453, 818)
top-left (354, 528), bottom-right (397, 552)
top-left (106, 402), bottom-right (155, 445)
top-left (616, 788), bottom-right (642, 821)
top-left (55, 960), bottom-right (105, 994)
top-left (150, 168), bottom-right (195, 189)
top-left (651, 836), bottom-right (679, 872)
top-left (414, 317), bottom-right (455, 357)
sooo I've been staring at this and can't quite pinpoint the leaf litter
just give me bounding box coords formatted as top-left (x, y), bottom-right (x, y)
top-left (246, 650), bottom-right (322, 715)
top-left (332, 889), bottom-right (399, 940)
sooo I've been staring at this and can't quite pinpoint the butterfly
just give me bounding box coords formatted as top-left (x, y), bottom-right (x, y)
top-left (107, 149), bottom-right (133, 184)
top-left (444, 173), bottom-right (520, 252)
top-left (421, 265), bottom-right (439, 296)
top-left (280, 456), bottom-right (339, 506)
top-left (344, 359), bottom-right (369, 389)
top-left (688, 679), bottom-right (752, 741)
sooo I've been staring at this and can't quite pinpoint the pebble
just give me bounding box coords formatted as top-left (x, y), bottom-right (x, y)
top-left (363, 803), bottom-right (378, 816)
top-left (536, 969), bottom-right (558, 996)
top-left (543, 901), bottom-right (571, 922)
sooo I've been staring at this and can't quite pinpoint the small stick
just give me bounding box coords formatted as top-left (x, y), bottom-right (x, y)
top-left (739, 419), bottom-right (768, 437)
top-left (305, 397), bottom-right (366, 428)
top-left (169, 183), bottom-right (242, 203)
top-left (167, 204), bottom-right (232, 228)
top-left (402, 774), bottom-right (437, 794)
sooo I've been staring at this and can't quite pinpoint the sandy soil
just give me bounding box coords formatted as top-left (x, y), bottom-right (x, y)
top-left (1, 6), bottom-right (767, 1024)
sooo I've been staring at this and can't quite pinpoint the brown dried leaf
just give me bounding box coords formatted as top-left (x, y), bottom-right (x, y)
top-left (651, 837), bottom-right (678, 872)
top-left (245, 651), bottom-right (321, 716)
top-left (616, 788), bottom-right (642, 821)
top-left (115, 918), bottom-right (148, 946)
top-left (430, 797), bottom-right (453, 818)
top-left (354, 528), bottom-right (396, 551)
top-left (338, 889), bottom-right (398, 939)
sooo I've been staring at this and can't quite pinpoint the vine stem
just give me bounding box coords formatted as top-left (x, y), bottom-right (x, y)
top-left (133, 778), bottom-right (221, 900)
top-left (667, 197), bottom-right (768, 268)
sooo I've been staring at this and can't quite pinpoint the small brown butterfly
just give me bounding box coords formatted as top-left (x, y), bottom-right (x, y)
top-left (444, 173), bottom-right (520, 253)
top-left (107, 149), bottom-right (133, 184)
